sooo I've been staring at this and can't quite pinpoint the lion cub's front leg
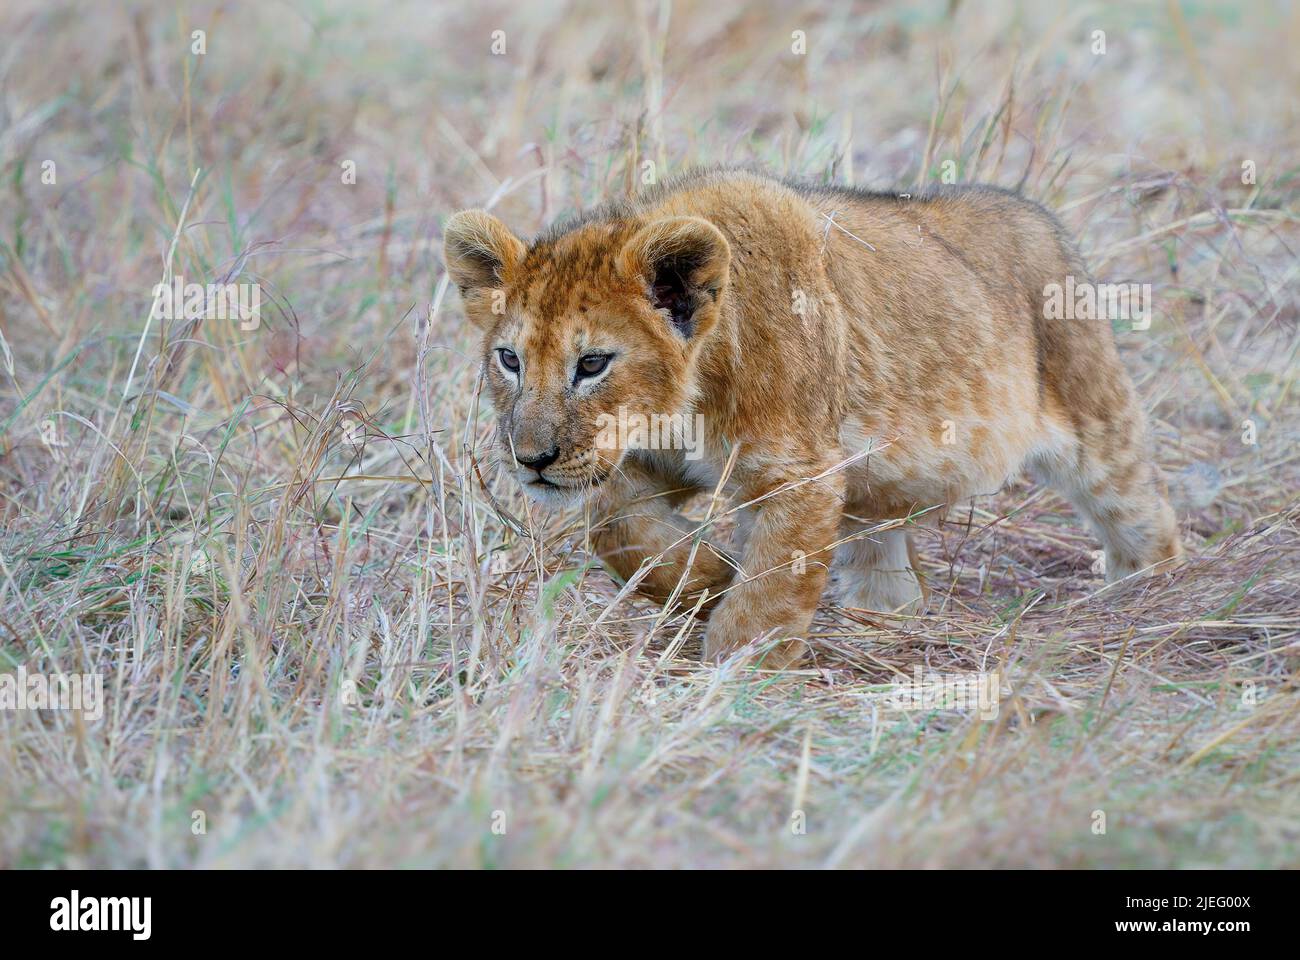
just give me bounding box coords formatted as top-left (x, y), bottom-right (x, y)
top-left (703, 461), bottom-right (844, 669)
top-left (586, 459), bottom-right (735, 614)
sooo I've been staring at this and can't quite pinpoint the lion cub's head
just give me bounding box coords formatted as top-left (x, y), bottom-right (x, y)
top-left (443, 209), bottom-right (729, 503)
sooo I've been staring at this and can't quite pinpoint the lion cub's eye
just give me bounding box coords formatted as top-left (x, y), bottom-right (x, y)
top-left (497, 348), bottom-right (520, 373)
top-left (577, 353), bottom-right (611, 378)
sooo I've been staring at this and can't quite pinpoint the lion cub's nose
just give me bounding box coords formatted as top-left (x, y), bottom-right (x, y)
top-left (515, 448), bottom-right (559, 471)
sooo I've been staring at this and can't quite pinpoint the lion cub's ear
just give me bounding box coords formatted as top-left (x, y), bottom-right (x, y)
top-left (618, 216), bottom-right (730, 339)
top-left (442, 209), bottom-right (526, 302)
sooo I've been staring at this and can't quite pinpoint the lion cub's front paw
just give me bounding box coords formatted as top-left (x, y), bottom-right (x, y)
top-left (702, 602), bottom-right (810, 669)
top-left (837, 564), bottom-right (925, 616)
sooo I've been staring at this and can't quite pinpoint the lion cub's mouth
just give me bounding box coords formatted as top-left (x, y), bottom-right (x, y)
top-left (521, 465), bottom-right (611, 499)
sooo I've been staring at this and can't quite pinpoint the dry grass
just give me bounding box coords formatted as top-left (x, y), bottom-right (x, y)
top-left (1, 0), bottom-right (1298, 868)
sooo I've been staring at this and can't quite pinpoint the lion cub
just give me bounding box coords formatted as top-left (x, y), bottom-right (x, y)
top-left (444, 168), bottom-right (1182, 667)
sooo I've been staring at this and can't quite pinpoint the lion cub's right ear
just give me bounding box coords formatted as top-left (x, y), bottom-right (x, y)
top-left (442, 210), bottom-right (525, 315)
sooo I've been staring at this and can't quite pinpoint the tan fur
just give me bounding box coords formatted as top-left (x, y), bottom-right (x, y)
top-left (443, 168), bottom-right (1183, 668)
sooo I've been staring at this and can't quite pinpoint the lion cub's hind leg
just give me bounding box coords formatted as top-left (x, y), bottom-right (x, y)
top-left (834, 525), bottom-right (927, 615)
top-left (1030, 413), bottom-right (1183, 582)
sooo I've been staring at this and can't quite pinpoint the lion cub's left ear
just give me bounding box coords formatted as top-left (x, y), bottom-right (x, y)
top-left (442, 210), bottom-right (526, 310)
top-left (618, 216), bottom-right (730, 339)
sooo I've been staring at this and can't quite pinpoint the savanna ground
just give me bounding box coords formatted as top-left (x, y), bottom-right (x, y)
top-left (1, 0), bottom-right (1297, 868)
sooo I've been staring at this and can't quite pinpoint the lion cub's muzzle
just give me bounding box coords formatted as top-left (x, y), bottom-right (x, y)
top-left (506, 442), bottom-right (613, 502)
